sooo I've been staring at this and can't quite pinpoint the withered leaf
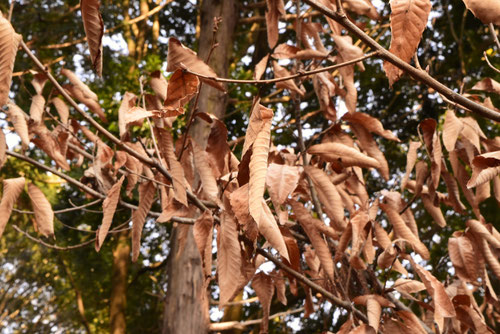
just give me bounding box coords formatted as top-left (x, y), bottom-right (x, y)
top-left (462, 0), bottom-right (500, 25)
top-left (132, 181), bottom-right (157, 262)
top-left (265, 0), bottom-right (285, 48)
top-left (96, 175), bottom-right (125, 252)
top-left (28, 183), bottom-right (54, 238)
top-left (384, 0), bottom-right (431, 85)
top-left (81, 0), bottom-right (104, 76)
top-left (0, 177), bottom-right (25, 239)
top-left (0, 12), bottom-right (22, 107)
top-left (164, 69), bottom-right (199, 116)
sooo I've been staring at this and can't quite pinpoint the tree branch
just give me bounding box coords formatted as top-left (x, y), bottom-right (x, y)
top-left (184, 51), bottom-right (380, 85)
top-left (303, 0), bottom-right (500, 122)
top-left (256, 248), bottom-right (369, 324)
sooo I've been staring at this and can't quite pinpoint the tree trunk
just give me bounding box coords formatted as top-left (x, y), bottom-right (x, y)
top-left (162, 1), bottom-right (238, 333)
top-left (191, 0), bottom-right (239, 148)
top-left (162, 226), bottom-right (207, 334)
top-left (110, 231), bottom-right (130, 334)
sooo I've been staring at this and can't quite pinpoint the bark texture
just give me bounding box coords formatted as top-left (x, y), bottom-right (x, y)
top-left (191, 0), bottom-right (239, 148)
top-left (162, 226), bottom-right (207, 334)
top-left (110, 231), bottom-right (129, 334)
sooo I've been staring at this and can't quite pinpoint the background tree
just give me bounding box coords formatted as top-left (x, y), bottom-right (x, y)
top-left (0, 0), bottom-right (499, 333)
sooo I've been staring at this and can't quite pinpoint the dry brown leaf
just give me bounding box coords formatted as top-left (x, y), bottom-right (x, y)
top-left (164, 68), bottom-right (199, 116)
top-left (462, 0), bottom-right (500, 25)
top-left (472, 77), bottom-right (500, 94)
top-left (31, 123), bottom-right (71, 171)
top-left (308, 142), bottom-right (381, 169)
top-left (344, 0), bottom-right (380, 20)
top-left (290, 199), bottom-right (335, 282)
top-left (155, 127), bottom-right (188, 206)
top-left (64, 84), bottom-right (107, 122)
top-left (467, 150), bottom-right (500, 188)
top-left (384, 0), bottom-right (431, 85)
top-left (334, 35), bottom-right (362, 113)
top-left (442, 109), bottom-right (463, 152)
top-left (312, 71), bottom-right (337, 121)
top-left (132, 181), bottom-right (157, 262)
top-left (401, 141), bottom-right (421, 190)
top-left (96, 175), bottom-right (125, 252)
top-left (259, 200), bottom-right (290, 262)
top-left (0, 13), bottom-right (22, 107)
top-left (396, 310), bottom-right (428, 334)
top-left (51, 97), bottom-right (69, 125)
top-left (353, 295), bottom-right (394, 332)
top-left (265, 163), bottom-right (299, 206)
top-left (393, 278), bottom-right (426, 294)
top-left (193, 210), bottom-right (214, 278)
top-left (467, 219), bottom-right (500, 249)
top-left (29, 94), bottom-right (45, 123)
top-left (380, 203), bottom-right (430, 259)
top-left (5, 102), bottom-right (29, 149)
top-left (252, 272), bottom-right (275, 334)
top-left (191, 139), bottom-right (219, 202)
top-left (81, 0), bottom-right (104, 76)
top-left (61, 68), bottom-right (98, 101)
top-left (305, 166), bottom-right (346, 230)
top-left (265, 0), bottom-right (285, 48)
top-left (351, 123), bottom-right (390, 180)
top-left (218, 212), bottom-right (244, 308)
top-left (344, 112), bottom-right (400, 142)
top-left (480, 237), bottom-right (500, 279)
top-left (248, 107), bottom-right (273, 225)
top-left (254, 54), bottom-right (269, 81)
top-left (441, 161), bottom-right (466, 213)
top-left (272, 43), bottom-right (329, 60)
top-left (28, 183), bottom-right (54, 238)
top-left (421, 193), bottom-right (446, 227)
top-left (272, 61), bottom-right (305, 97)
top-left (0, 129), bottom-right (6, 170)
top-left (0, 177), bottom-right (25, 238)
top-left (448, 232), bottom-right (480, 283)
top-left (166, 37), bottom-right (224, 91)
top-left (117, 92), bottom-right (138, 139)
top-left (411, 260), bottom-right (456, 332)
top-left (242, 102), bottom-right (274, 158)
top-left (347, 324), bottom-right (376, 334)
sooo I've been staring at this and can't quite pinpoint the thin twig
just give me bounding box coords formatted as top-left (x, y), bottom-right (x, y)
top-left (12, 198), bottom-right (102, 215)
top-left (303, 0), bottom-right (500, 122)
top-left (42, 0), bottom-right (173, 50)
top-left (12, 225), bottom-right (96, 250)
top-left (489, 23), bottom-right (500, 51)
top-left (256, 248), bottom-right (369, 324)
top-left (483, 51), bottom-right (500, 75)
top-left (184, 52), bottom-right (379, 85)
top-left (7, 0), bottom-right (14, 22)
top-left (209, 307), bottom-right (305, 331)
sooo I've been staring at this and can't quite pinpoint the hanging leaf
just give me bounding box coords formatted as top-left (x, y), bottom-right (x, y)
top-left (117, 92), bottom-right (138, 140)
top-left (448, 232), bottom-right (480, 283)
top-left (164, 68), bottom-right (199, 116)
top-left (290, 199), bottom-right (335, 282)
top-left (467, 151), bottom-right (500, 188)
top-left (265, 163), bottom-right (300, 205)
top-left (242, 102), bottom-right (274, 158)
top-left (96, 176), bottom-right (125, 252)
top-left (51, 97), bottom-right (69, 125)
top-left (167, 37), bottom-right (225, 91)
top-left (0, 177), bottom-right (25, 239)
top-left (29, 94), bottom-right (45, 123)
top-left (5, 102), bottom-right (30, 149)
top-left (401, 141), bottom-right (421, 190)
top-left (249, 107), bottom-right (273, 225)
top-left (193, 210), bottom-right (214, 278)
top-left (259, 200), bottom-right (290, 262)
top-left (132, 181), bottom-right (157, 262)
top-left (265, 0), bottom-right (285, 48)
top-left (80, 0), bottom-right (104, 76)
top-left (27, 183), bottom-right (54, 238)
top-left (411, 260), bottom-right (456, 332)
top-left (353, 295), bottom-right (394, 332)
top-left (272, 61), bottom-right (305, 97)
top-left (442, 109), bottom-right (463, 152)
top-left (0, 12), bottom-right (22, 107)
top-left (0, 129), bottom-right (6, 170)
top-left (252, 272), bottom-right (275, 333)
top-left (462, 0), bottom-right (500, 25)
top-left (344, 112), bottom-right (400, 142)
top-left (64, 84), bottom-right (107, 122)
top-left (191, 139), bottom-right (219, 202)
top-left (305, 166), bottom-right (346, 230)
top-left (308, 142), bottom-right (381, 169)
top-left (218, 212), bottom-right (244, 308)
top-left (384, 0), bottom-right (432, 85)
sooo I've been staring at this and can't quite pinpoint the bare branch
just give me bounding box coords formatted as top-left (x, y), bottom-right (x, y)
top-left (303, 0), bottom-right (500, 122)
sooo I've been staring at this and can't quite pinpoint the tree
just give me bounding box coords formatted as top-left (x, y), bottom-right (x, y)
top-left (0, 0), bottom-right (500, 333)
